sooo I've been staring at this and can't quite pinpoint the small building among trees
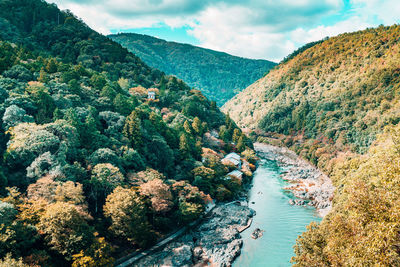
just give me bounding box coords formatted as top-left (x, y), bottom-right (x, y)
top-left (221, 152), bottom-right (241, 168)
top-left (148, 91), bottom-right (156, 100)
top-left (225, 170), bottom-right (243, 181)
top-left (147, 88), bottom-right (159, 100)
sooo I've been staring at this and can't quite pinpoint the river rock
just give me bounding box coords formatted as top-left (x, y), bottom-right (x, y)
top-left (254, 143), bottom-right (334, 217)
top-left (133, 203), bottom-right (254, 267)
top-left (251, 228), bottom-right (264, 239)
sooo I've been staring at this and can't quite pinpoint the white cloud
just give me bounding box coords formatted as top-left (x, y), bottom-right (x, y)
top-left (350, 0), bottom-right (400, 25)
top-left (291, 16), bottom-right (373, 44)
top-left (45, 0), bottom-right (398, 61)
top-left (187, 5), bottom-right (296, 61)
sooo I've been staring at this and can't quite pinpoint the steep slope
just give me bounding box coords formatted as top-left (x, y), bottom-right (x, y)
top-left (109, 33), bottom-right (276, 105)
top-left (224, 25), bottom-right (400, 265)
top-left (224, 25), bottom-right (400, 154)
top-left (0, 0), bottom-right (254, 265)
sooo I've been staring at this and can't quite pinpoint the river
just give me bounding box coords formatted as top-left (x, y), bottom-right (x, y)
top-left (233, 158), bottom-right (321, 267)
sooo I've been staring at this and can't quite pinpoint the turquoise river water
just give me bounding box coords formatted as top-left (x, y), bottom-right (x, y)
top-left (233, 158), bottom-right (321, 267)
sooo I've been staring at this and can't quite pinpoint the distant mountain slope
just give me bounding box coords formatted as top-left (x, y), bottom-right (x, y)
top-left (223, 25), bottom-right (400, 154)
top-left (109, 33), bottom-right (276, 105)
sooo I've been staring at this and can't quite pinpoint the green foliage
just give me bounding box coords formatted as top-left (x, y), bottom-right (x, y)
top-left (109, 33), bottom-right (276, 106)
top-left (226, 24), bottom-right (400, 157)
top-left (123, 111), bottom-right (142, 149)
top-left (72, 237), bottom-right (114, 267)
top-left (0, 0), bottom-right (250, 264)
top-left (0, 201), bottom-right (17, 225)
top-left (293, 125), bottom-right (400, 266)
top-left (39, 202), bottom-right (93, 260)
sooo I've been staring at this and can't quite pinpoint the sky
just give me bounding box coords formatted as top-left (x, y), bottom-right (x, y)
top-left (46, 0), bottom-right (400, 62)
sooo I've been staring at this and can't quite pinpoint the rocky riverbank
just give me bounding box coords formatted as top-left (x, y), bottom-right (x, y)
top-left (133, 203), bottom-right (255, 267)
top-left (129, 143), bottom-right (332, 267)
top-left (254, 143), bottom-right (334, 217)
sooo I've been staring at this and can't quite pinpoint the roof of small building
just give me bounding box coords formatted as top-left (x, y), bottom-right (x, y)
top-left (227, 170), bottom-right (243, 178)
top-left (222, 157), bottom-right (241, 166)
top-left (225, 152), bottom-right (241, 161)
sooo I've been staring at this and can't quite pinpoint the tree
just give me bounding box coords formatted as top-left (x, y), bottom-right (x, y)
top-left (91, 164), bottom-right (124, 192)
top-left (144, 135), bottom-right (174, 174)
top-left (2, 105), bottom-right (34, 130)
top-left (139, 179), bottom-right (173, 214)
top-left (72, 237), bottom-right (114, 267)
top-left (193, 166), bottom-right (215, 180)
top-left (28, 84), bottom-right (56, 124)
top-left (38, 68), bottom-right (49, 83)
top-left (5, 123), bottom-right (60, 172)
top-left (90, 74), bottom-right (106, 91)
top-left (0, 254), bottom-right (29, 267)
top-left (81, 113), bottom-right (101, 150)
top-left (26, 175), bottom-right (58, 202)
top-left (3, 65), bottom-right (32, 82)
top-left (236, 134), bottom-right (245, 152)
top-left (0, 201), bottom-right (39, 261)
top-left (179, 134), bottom-right (190, 157)
top-left (26, 152), bottom-right (58, 181)
top-left (45, 58), bottom-right (58, 73)
top-left (103, 187), bottom-right (156, 247)
top-left (39, 202), bottom-right (93, 260)
top-left (113, 94), bottom-right (136, 116)
top-left (90, 163), bottom-right (124, 213)
top-left (121, 148), bottom-right (145, 171)
top-left (89, 148), bottom-right (120, 167)
top-left (0, 221), bottom-right (38, 260)
top-left (241, 148), bottom-right (258, 164)
top-left (54, 181), bottom-right (86, 207)
top-left (232, 128), bottom-right (241, 143)
top-left (183, 120), bottom-right (192, 134)
top-left (178, 200), bottom-right (204, 223)
top-left (123, 111), bottom-right (142, 149)
top-left (0, 201), bottom-right (17, 225)
top-left (192, 117), bottom-right (202, 135)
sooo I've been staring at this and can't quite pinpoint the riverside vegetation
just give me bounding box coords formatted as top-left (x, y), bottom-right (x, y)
top-left (223, 25), bottom-right (400, 265)
top-left (0, 0), bottom-right (256, 266)
top-left (109, 33), bottom-right (276, 106)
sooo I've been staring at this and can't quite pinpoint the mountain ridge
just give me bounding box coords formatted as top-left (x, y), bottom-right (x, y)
top-left (223, 24), bottom-right (400, 266)
top-left (0, 0), bottom-right (254, 265)
top-left (109, 32), bottom-right (277, 105)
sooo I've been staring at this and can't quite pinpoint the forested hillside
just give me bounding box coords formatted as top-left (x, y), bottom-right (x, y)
top-left (223, 25), bottom-right (400, 265)
top-left (109, 33), bottom-right (276, 106)
top-left (0, 0), bottom-right (254, 266)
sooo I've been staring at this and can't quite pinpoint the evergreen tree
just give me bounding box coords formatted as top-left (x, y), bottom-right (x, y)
top-left (45, 58), bottom-right (58, 73)
top-left (179, 134), bottom-right (190, 158)
top-left (236, 134), bottom-right (245, 152)
top-left (192, 117), bottom-right (202, 134)
top-left (232, 128), bottom-right (241, 143)
top-left (183, 120), bottom-right (192, 134)
top-left (38, 67), bottom-right (49, 83)
top-left (123, 111), bottom-right (142, 149)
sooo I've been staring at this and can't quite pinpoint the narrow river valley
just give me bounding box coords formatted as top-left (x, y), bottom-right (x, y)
top-left (233, 157), bottom-right (322, 267)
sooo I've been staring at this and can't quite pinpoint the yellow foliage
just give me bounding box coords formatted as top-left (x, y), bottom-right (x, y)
top-left (293, 124), bottom-right (400, 266)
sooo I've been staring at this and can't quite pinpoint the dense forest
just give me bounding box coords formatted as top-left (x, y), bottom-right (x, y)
top-left (223, 25), bottom-right (400, 265)
top-left (109, 33), bottom-right (276, 106)
top-left (0, 0), bottom-right (255, 266)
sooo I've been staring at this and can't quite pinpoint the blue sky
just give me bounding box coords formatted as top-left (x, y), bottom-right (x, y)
top-left (109, 25), bottom-right (200, 45)
top-left (47, 0), bottom-right (399, 61)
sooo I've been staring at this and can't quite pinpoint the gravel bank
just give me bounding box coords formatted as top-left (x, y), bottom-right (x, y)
top-left (254, 143), bottom-right (334, 217)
